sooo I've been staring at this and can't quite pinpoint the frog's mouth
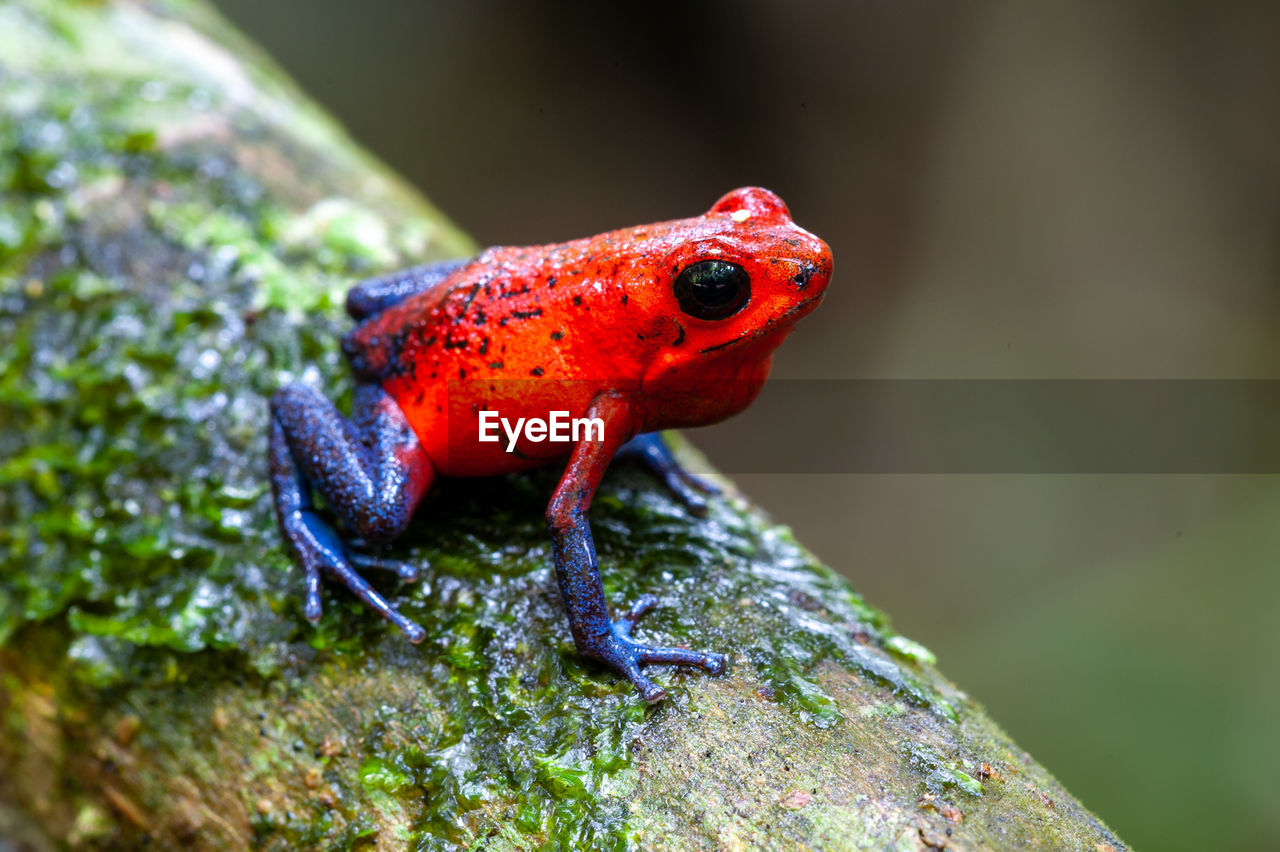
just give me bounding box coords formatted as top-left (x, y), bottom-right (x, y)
top-left (696, 291), bottom-right (825, 355)
top-left (777, 290), bottom-right (826, 322)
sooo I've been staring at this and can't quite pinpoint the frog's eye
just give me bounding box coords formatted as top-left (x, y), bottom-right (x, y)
top-left (673, 260), bottom-right (751, 321)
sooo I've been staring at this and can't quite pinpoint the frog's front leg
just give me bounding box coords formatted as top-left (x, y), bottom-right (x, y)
top-left (547, 393), bottom-right (727, 702)
top-left (268, 381), bottom-right (433, 641)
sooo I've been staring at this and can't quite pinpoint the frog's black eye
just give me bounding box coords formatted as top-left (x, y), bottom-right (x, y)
top-left (673, 260), bottom-right (751, 321)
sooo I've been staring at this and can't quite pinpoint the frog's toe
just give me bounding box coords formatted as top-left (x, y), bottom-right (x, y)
top-left (609, 653), bottom-right (664, 702)
top-left (678, 467), bottom-right (721, 497)
top-left (615, 593), bottom-right (660, 636)
top-left (322, 552), bottom-right (426, 642)
top-left (638, 645), bottom-right (727, 676)
top-left (369, 593), bottom-right (425, 643)
top-left (637, 678), bottom-right (668, 704)
top-left (370, 594), bottom-right (426, 643)
top-left (668, 483), bottom-right (710, 516)
top-left (654, 468), bottom-right (720, 516)
top-left (348, 551), bottom-right (420, 582)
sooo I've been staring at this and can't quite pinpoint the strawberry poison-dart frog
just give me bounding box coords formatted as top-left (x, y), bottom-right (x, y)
top-left (269, 187), bottom-right (832, 702)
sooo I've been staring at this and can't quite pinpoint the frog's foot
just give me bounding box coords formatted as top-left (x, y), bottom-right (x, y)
top-left (586, 595), bottom-right (727, 703)
top-left (288, 511), bottom-right (426, 643)
top-left (616, 432), bottom-right (721, 516)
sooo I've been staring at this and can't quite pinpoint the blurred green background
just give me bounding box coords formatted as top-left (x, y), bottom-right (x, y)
top-left (211, 2), bottom-right (1280, 849)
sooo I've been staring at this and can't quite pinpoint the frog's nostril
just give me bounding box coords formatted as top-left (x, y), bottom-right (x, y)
top-left (792, 262), bottom-right (820, 290)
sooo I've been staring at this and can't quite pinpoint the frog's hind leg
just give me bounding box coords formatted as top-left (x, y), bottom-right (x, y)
top-left (345, 257), bottom-right (473, 320)
top-left (614, 432), bottom-right (720, 516)
top-left (269, 381), bottom-right (433, 641)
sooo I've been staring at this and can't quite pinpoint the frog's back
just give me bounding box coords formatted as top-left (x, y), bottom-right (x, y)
top-left (339, 259), bottom-right (483, 382)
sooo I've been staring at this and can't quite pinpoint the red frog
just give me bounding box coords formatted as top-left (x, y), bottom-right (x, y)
top-left (269, 187), bottom-right (832, 701)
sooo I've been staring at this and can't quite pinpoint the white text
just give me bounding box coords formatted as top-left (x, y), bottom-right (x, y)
top-left (478, 410), bottom-right (605, 452)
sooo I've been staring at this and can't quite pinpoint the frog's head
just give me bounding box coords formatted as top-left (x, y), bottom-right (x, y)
top-left (636, 187), bottom-right (831, 424)
top-left (656, 186), bottom-right (831, 366)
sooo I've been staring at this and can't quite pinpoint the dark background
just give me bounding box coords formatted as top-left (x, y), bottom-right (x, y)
top-left (211, 1), bottom-right (1280, 848)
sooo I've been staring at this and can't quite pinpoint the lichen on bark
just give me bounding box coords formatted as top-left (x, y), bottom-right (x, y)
top-left (0, 1), bottom-right (1128, 849)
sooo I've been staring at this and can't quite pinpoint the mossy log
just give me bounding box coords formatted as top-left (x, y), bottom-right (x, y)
top-left (0, 1), bottom-right (1129, 849)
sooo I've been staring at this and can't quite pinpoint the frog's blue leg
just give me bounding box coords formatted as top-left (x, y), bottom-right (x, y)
top-left (547, 394), bottom-right (727, 703)
top-left (268, 381), bottom-right (432, 641)
top-left (345, 257), bottom-right (473, 320)
top-left (614, 432), bottom-right (720, 516)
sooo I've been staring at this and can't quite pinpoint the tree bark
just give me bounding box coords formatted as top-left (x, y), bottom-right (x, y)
top-left (0, 1), bottom-right (1128, 849)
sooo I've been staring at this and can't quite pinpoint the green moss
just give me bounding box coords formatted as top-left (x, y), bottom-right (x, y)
top-left (751, 643), bottom-right (845, 728)
top-left (360, 756), bottom-right (415, 794)
top-left (283, 197), bottom-right (398, 269)
top-left (903, 741), bottom-right (986, 797)
top-left (885, 633), bottom-right (937, 666)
